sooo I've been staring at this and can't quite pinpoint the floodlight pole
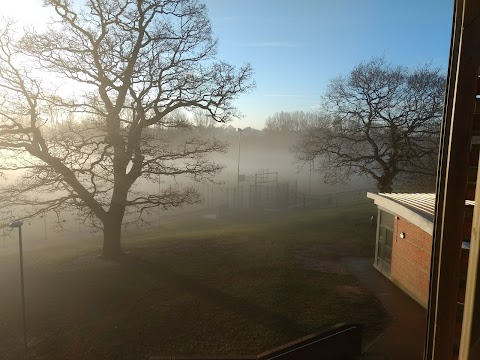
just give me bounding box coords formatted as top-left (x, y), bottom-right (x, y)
top-left (10, 221), bottom-right (27, 350)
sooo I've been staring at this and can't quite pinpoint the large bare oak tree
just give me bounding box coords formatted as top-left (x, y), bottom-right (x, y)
top-left (0, 0), bottom-right (253, 258)
top-left (294, 57), bottom-right (444, 192)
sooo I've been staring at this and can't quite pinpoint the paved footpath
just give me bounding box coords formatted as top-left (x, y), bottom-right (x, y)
top-left (343, 257), bottom-right (427, 360)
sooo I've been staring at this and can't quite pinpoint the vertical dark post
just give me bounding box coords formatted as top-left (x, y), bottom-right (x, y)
top-left (18, 226), bottom-right (27, 350)
top-left (254, 174), bottom-right (257, 208)
top-left (309, 160), bottom-right (312, 195)
top-left (275, 172), bottom-right (279, 205)
top-left (425, 3), bottom-right (463, 357)
top-left (158, 173), bottom-right (161, 227)
top-left (237, 128), bottom-right (242, 208)
top-left (426, 1), bottom-right (480, 359)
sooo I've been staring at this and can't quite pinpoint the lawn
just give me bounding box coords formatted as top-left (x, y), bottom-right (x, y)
top-left (0, 203), bottom-right (389, 360)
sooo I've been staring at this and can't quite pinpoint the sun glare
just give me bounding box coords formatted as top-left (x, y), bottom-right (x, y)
top-left (1, 1), bottom-right (52, 27)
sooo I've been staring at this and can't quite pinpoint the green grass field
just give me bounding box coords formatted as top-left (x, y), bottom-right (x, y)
top-left (0, 203), bottom-right (389, 360)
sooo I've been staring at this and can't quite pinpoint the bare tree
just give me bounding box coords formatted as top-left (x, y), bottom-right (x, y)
top-left (0, 0), bottom-right (254, 258)
top-left (294, 57), bottom-right (444, 192)
top-left (264, 111), bottom-right (320, 133)
top-left (191, 108), bottom-right (217, 131)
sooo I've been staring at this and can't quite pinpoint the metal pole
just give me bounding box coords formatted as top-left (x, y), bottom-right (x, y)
top-left (309, 160), bottom-right (313, 195)
top-left (158, 174), bottom-right (161, 227)
top-left (275, 172), bottom-right (278, 205)
top-left (237, 129), bottom-right (241, 208)
top-left (18, 226), bottom-right (27, 350)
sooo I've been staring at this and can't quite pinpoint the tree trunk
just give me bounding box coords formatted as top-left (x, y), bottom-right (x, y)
top-left (102, 217), bottom-right (123, 259)
top-left (378, 176), bottom-right (394, 193)
top-left (102, 176), bottom-right (128, 259)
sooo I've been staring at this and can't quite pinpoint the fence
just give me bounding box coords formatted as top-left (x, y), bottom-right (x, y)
top-left (200, 181), bottom-right (376, 212)
top-left (201, 170), bottom-right (302, 210)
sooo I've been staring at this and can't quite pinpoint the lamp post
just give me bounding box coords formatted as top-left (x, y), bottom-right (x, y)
top-left (309, 159), bottom-right (313, 196)
top-left (237, 128), bottom-right (242, 208)
top-left (9, 220), bottom-right (27, 350)
top-left (158, 173), bottom-right (161, 227)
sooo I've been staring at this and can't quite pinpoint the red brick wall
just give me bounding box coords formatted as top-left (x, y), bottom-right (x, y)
top-left (390, 217), bottom-right (432, 307)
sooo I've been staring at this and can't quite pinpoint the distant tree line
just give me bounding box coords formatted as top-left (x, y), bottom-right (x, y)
top-left (264, 111), bottom-right (320, 133)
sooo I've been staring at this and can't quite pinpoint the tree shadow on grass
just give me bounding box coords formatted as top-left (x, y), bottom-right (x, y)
top-left (47, 250), bottom-right (311, 359)
top-left (111, 251), bottom-right (307, 338)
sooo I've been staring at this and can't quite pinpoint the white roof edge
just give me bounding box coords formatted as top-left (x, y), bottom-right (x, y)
top-left (367, 192), bottom-right (434, 235)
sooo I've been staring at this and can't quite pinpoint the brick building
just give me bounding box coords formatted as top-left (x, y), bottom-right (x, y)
top-left (367, 193), bottom-right (472, 308)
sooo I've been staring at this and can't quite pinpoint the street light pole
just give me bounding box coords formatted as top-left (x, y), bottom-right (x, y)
top-left (309, 159), bottom-right (313, 196)
top-left (9, 220), bottom-right (27, 350)
top-left (237, 128), bottom-right (242, 208)
top-left (158, 173), bottom-right (161, 227)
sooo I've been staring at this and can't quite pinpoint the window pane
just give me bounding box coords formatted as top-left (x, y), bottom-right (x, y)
top-left (384, 244), bottom-right (392, 263)
top-left (379, 227), bottom-right (386, 243)
top-left (385, 228), bottom-right (393, 247)
top-left (380, 211), bottom-right (394, 229)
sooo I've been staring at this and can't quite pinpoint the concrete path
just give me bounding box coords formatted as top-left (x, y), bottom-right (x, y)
top-left (343, 257), bottom-right (427, 360)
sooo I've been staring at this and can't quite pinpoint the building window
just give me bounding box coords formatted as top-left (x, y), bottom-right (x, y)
top-left (377, 210), bottom-right (394, 273)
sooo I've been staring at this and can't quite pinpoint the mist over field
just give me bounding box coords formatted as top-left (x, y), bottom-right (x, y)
top-left (0, 124), bottom-right (374, 253)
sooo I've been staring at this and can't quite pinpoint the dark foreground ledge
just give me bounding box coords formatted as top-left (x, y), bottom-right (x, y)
top-left (151, 323), bottom-right (363, 360)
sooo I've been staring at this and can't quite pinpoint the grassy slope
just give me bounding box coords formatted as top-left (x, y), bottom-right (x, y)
top-left (0, 203), bottom-right (389, 360)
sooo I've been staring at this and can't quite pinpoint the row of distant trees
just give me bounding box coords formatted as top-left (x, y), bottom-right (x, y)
top-left (264, 111), bottom-right (320, 133)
